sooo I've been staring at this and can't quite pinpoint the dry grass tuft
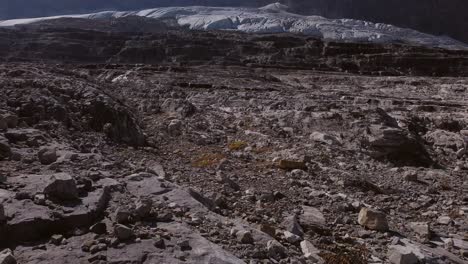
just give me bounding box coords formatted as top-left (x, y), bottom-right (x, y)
top-left (320, 244), bottom-right (369, 264)
top-left (192, 153), bottom-right (226, 168)
top-left (228, 141), bottom-right (248, 151)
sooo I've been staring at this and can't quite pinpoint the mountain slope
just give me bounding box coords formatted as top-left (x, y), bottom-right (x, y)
top-left (0, 4), bottom-right (466, 50)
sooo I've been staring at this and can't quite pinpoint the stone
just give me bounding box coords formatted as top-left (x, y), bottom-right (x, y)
top-left (114, 208), bottom-right (133, 224)
top-left (299, 206), bottom-right (326, 232)
top-left (437, 216), bottom-right (452, 225)
top-left (284, 231), bottom-right (301, 244)
top-left (404, 171), bottom-right (418, 182)
top-left (0, 249), bottom-right (16, 264)
top-left (0, 118), bottom-right (6, 131)
top-left (425, 130), bottom-right (465, 150)
top-left (281, 215), bottom-right (304, 237)
top-left (1, 113), bottom-right (18, 128)
top-left (408, 222), bottom-right (431, 239)
top-left (358, 207), bottom-right (389, 231)
top-left (34, 194), bottom-right (46, 205)
top-left (216, 171), bottom-right (240, 191)
top-left (168, 119), bottom-right (183, 136)
top-left (310, 131), bottom-right (341, 145)
top-left (38, 147), bottom-right (58, 165)
top-left (300, 240), bottom-right (323, 262)
top-left (177, 240), bottom-right (192, 251)
top-left (266, 240), bottom-right (286, 260)
top-left (0, 204), bottom-right (6, 223)
top-left (50, 234), bottom-right (64, 245)
top-left (153, 236), bottom-right (166, 249)
top-left (388, 246), bottom-right (419, 264)
top-left (114, 224), bottom-right (134, 241)
top-left (0, 137), bottom-right (11, 160)
top-left (135, 198), bottom-right (153, 218)
top-left (44, 173), bottom-right (79, 200)
top-left (90, 222), bottom-right (107, 235)
top-left (278, 160), bottom-right (307, 171)
top-left (236, 230), bottom-right (254, 244)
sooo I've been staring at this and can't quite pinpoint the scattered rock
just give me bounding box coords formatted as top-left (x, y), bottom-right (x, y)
top-left (0, 249), bottom-right (16, 264)
top-left (44, 173), bottom-right (79, 200)
top-left (135, 198), bottom-right (153, 218)
top-left (284, 231), bottom-right (301, 244)
top-left (310, 131), bottom-right (341, 145)
top-left (358, 207), bottom-right (389, 231)
top-left (168, 119), bottom-right (183, 136)
top-left (409, 222), bottom-right (431, 239)
top-left (0, 136), bottom-right (11, 160)
top-left (38, 146), bottom-right (58, 165)
top-left (114, 224), bottom-right (134, 241)
top-left (300, 240), bottom-right (323, 262)
top-left (266, 240), bottom-right (286, 260)
top-left (278, 160), bottom-right (307, 171)
top-left (281, 215), bottom-right (304, 237)
top-left (236, 230), bottom-right (254, 244)
top-left (90, 222), bottom-right (107, 235)
top-left (437, 216), bottom-right (452, 225)
top-left (388, 245), bottom-right (419, 264)
top-left (114, 208), bottom-right (133, 224)
top-left (0, 205), bottom-right (5, 223)
top-left (299, 206), bottom-right (327, 232)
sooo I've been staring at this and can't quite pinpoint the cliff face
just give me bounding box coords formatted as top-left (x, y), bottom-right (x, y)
top-left (1, 18), bottom-right (468, 77)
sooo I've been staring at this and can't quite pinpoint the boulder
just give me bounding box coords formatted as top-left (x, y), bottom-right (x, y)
top-left (0, 137), bottom-right (11, 160)
top-left (135, 198), bottom-right (153, 218)
top-left (425, 129), bottom-right (465, 150)
top-left (236, 230), bottom-right (254, 244)
top-left (281, 215), bottom-right (304, 237)
top-left (167, 119), bottom-right (183, 136)
top-left (299, 206), bottom-right (326, 232)
top-left (284, 231), bottom-right (301, 244)
top-left (358, 207), bottom-right (389, 231)
top-left (388, 245), bottom-right (419, 264)
top-left (0, 113), bottom-right (18, 129)
top-left (38, 147), bottom-right (57, 165)
top-left (266, 240), bottom-right (286, 260)
top-left (0, 249), bottom-right (16, 264)
top-left (310, 131), bottom-right (341, 145)
top-left (44, 173), bottom-right (79, 200)
top-left (114, 224), bottom-right (134, 241)
top-left (409, 222), bottom-right (431, 239)
top-left (300, 240), bottom-right (323, 262)
top-left (0, 204), bottom-right (6, 223)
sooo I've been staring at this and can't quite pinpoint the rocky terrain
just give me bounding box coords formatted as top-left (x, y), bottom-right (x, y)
top-left (0, 20), bottom-right (468, 264)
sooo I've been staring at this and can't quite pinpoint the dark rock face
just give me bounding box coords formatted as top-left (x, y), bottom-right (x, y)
top-left (1, 21), bottom-right (468, 77)
top-left (283, 0), bottom-right (468, 45)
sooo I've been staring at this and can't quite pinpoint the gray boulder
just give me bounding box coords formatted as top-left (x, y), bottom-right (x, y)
top-left (44, 173), bottom-right (79, 200)
top-left (38, 147), bottom-right (57, 165)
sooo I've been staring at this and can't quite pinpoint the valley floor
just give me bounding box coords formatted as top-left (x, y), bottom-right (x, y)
top-left (0, 63), bottom-right (467, 263)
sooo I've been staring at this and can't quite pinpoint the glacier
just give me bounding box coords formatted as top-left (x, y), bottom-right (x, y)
top-left (0, 2), bottom-right (466, 50)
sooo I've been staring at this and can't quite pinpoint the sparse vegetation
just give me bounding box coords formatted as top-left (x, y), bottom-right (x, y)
top-left (320, 245), bottom-right (369, 264)
top-left (191, 153), bottom-right (226, 168)
top-left (228, 140), bottom-right (248, 151)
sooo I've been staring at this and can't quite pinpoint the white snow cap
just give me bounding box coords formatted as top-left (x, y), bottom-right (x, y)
top-left (0, 4), bottom-right (466, 50)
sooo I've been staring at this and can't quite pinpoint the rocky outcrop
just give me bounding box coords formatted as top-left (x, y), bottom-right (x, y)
top-left (0, 22), bottom-right (468, 77)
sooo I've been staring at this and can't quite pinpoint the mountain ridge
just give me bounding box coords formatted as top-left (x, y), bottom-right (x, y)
top-left (0, 4), bottom-right (466, 50)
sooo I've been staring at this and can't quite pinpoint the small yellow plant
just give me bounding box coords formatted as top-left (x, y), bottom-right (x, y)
top-left (228, 141), bottom-right (248, 151)
top-left (192, 153), bottom-right (225, 168)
